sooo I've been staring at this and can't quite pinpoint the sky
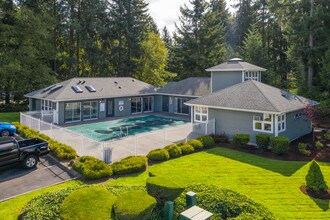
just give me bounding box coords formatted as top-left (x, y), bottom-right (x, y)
top-left (145, 0), bottom-right (239, 34)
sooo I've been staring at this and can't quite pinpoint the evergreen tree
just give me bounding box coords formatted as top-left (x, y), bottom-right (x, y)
top-left (306, 160), bottom-right (328, 194)
top-left (161, 26), bottom-right (172, 49)
top-left (109, 0), bottom-right (155, 77)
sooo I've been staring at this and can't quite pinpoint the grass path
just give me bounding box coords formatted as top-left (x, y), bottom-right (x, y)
top-left (0, 147), bottom-right (329, 219)
top-left (0, 112), bottom-right (20, 123)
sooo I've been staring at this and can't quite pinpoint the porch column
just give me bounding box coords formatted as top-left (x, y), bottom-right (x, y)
top-left (274, 114), bottom-right (278, 137)
top-left (190, 106), bottom-right (194, 123)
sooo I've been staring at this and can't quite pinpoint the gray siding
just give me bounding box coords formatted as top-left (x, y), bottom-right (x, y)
top-left (208, 108), bottom-right (269, 143)
top-left (278, 109), bottom-right (312, 141)
top-left (211, 71), bottom-right (242, 92)
top-left (58, 102), bottom-right (65, 124)
top-left (114, 97), bottom-right (131, 117)
top-left (154, 95), bottom-right (162, 112)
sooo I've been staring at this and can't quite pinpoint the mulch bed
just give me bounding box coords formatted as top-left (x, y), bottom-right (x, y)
top-left (217, 132), bottom-right (330, 162)
top-left (300, 185), bottom-right (330, 200)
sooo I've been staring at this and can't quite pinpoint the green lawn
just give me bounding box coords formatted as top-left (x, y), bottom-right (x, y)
top-left (1, 148), bottom-right (329, 219)
top-left (109, 148), bottom-right (330, 220)
top-left (0, 112), bottom-right (20, 123)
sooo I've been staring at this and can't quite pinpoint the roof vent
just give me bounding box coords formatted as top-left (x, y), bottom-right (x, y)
top-left (228, 58), bottom-right (243, 64)
top-left (77, 80), bottom-right (81, 85)
top-left (81, 80), bottom-right (86, 84)
top-left (86, 85), bottom-right (96, 92)
top-left (72, 85), bottom-right (83, 93)
top-left (114, 81), bottom-right (118, 85)
top-left (118, 86), bottom-right (122, 89)
top-left (132, 79), bottom-right (135, 82)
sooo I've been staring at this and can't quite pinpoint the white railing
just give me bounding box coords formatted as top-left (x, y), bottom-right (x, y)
top-left (20, 112), bottom-right (215, 163)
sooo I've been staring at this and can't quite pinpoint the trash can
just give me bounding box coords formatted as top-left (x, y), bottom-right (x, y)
top-left (103, 146), bottom-right (112, 164)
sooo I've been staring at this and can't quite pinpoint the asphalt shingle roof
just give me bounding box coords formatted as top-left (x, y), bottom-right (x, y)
top-left (186, 80), bottom-right (317, 113)
top-left (158, 77), bottom-right (211, 97)
top-left (25, 77), bottom-right (157, 101)
top-left (206, 58), bottom-right (267, 71)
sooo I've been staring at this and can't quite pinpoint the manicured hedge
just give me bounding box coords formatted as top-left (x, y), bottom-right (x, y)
top-left (172, 185), bottom-right (275, 220)
top-left (147, 149), bottom-right (170, 161)
top-left (146, 177), bottom-right (185, 203)
top-left (197, 135), bottom-right (215, 148)
top-left (256, 134), bottom-right (271, 150)
top-left (13, 122), bottom-right (77, 160)
top-left (164, 144), bottom-right (182, 158)
top-left (187, 139), bottom-right (203, 150)
top-left (179, 144), bottom-right (195, 155)
top-left (232, 134), bottom-right (250, 146)
top-left (210, 133), bottom-right (229, 143)
top-left (111, 156), bottom-right (147, 175)
top-left (270, 136), bottom-right (290, 155)
top-left (113, 190), bottom-right (156, 220)
top-left (73, 156), bottom-right (113, 180)
top-left (60, 187), bottom-right (117, 220)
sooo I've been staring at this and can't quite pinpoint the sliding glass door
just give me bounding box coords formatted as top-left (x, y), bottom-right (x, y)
top-left (64, 102), bottom-right (81, 123)
top-left (174, 98), bottom-right (189, 115)
top-left (107, 99), bottom-right (114, 117)
top-left (83, 101), bottom-right (98, 120)
top-left (131, 97), bottom-right (142, 114)
top-left (143, 96), bottom-right (154, 112)
top-left (162, 96), bottom-right (169, 112)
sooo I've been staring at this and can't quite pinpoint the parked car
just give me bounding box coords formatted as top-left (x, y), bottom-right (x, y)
top-left (0, 137), bottom-right (50, 169)
top-left (0, 122), bottom-right (17, 137)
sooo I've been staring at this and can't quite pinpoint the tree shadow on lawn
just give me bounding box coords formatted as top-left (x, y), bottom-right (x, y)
top-left (312, 198), bottom-right (329, 211)
top-left (206, 147), bottom-right (308, 177)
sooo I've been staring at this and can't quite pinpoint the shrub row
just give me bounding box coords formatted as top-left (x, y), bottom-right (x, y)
top-left (147, 135), bottom-right (216, 162)
top-left (0, 103), bottom-right (28, 112)
top-left (13, 122), bottom-right (77, 160)
top-left (232, 134), bottom-right (250, 146)
top-left (270, 136), bottom-right (290, 155)
top-left (73, 156), bottom-right (113, 180)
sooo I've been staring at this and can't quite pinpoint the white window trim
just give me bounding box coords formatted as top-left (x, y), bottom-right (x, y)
top-left (244, 71), bottom-right (261, 82)
top-left (253, 113), bottom-right (273, 133)
top-left (277, 113), bottom-right (286, 133)
top-left (194, 106), bottom-right (208, 123)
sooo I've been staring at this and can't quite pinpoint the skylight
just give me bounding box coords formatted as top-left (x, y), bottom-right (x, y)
top-left (42, 85), bottom-right (56, 93)
top-left (72, 85), bottom-right (83, 93)
top-left (85, 85), bottom-right (96, 92)
top-left (49, 85), bottom-right (63, 93)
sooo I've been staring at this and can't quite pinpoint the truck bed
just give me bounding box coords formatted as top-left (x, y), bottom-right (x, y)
top-left (18, 138), bottom-right (47, 148)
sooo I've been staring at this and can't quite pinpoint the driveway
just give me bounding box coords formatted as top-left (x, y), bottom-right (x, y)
top-left (0, 155), bottom-right (76, 201)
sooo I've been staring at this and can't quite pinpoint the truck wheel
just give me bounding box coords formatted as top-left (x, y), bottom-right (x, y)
top-left (0, 129), bottom-right (10, 137)
top-left (23, 155), bottom-right (38, 169)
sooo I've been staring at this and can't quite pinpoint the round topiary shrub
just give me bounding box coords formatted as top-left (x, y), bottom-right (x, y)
top-left (146, 177), bottom-right (185, 203)
top-left (147, 149), bottom-right (170, 161)
top-left (180, 144), bottom-right (195, 155)
top-left (306, 160), bottom-right (328, 194)
top-left (111, 156), bottom-right (147, 175)
top-left (60, 187), bottom-right (117, 220)
top-left (197, 135), bottom-right (215, 148)
top-left (73, 156), bottom-right (113, 180)
top-left (173, 185), bottom-right (275, 220)
top-left (256, 134), bottom-right (271, 150)
top-left (113, 190), bottom-right (156, 220)
top-left (187, 139), bottom-right (203, 150)
top-left (164, 144), bottom-right (182, 158)
top-left (270, 136), bottom-right (290, 155)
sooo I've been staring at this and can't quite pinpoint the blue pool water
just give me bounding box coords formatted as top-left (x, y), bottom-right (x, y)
top-left (67, 115), bottom-right (188, 142)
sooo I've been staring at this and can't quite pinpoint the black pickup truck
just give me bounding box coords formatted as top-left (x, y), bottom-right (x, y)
top-left (0, 137), bottom-right (50, 169)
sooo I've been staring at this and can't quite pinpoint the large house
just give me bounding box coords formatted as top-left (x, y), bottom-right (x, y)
top-left (25, 58), bottom-right (316, 143)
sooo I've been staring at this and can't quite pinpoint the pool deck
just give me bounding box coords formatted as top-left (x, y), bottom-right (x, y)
top-left (33, 113), bottom-right (207, 163)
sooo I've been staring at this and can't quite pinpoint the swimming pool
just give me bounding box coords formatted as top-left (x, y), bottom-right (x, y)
top-left (67, 115), bottom-right (188, 142)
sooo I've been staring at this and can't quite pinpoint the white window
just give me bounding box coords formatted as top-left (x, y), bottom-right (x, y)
top-left (41, 100), bottom-right (53, 112)
top-left (253, 113), bottom-right (273, 133)
top-left (244, 71), bottom-right (260, 81)
top-left (278, 114), bottom-right (286, 132)
top-left (194, 106), bottom-right (208, 122)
